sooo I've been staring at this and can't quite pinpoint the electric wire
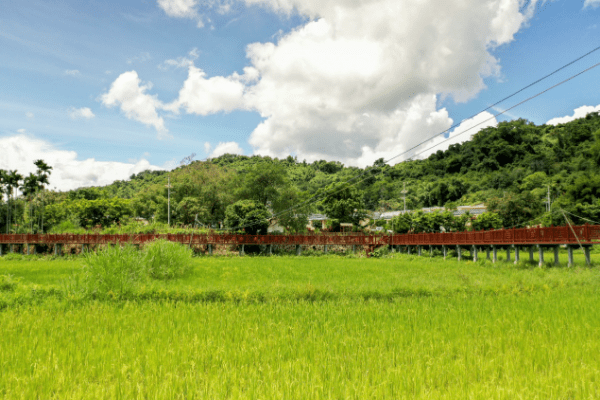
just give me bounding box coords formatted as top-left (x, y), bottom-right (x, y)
top-left (217, 52), bottom-right (600, 233)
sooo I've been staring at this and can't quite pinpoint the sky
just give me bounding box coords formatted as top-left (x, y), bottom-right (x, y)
top-left (1, 0), bottom-right (600, 191)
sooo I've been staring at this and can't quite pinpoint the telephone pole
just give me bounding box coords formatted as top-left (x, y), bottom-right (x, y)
top-left (401, 182), bottom-right (407, 213)
top-left (545, 185), bottom-right (551, 212)
top-left (166, 175), bottom-right (172, 226)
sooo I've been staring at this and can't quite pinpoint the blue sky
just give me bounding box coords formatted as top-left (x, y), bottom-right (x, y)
top-left (1, 0), bottom-right (599, 190)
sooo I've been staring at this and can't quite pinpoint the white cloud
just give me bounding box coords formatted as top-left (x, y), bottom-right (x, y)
top-left (151, 0), bottom-right (540, 165)
top-left (584, 0), bottom-right (600, 8)
top-left (204, 141), bottom-right (211, 154)
top-left (209, 141), bottom-right (244, 158)
top-left (126, 52), bottom-right (151, 65)
top-left (546, 104), bottom-right (600, 126)
top-left (17, 128), bottom-right (26, 134)
top-left (64, 69), bottom-right (80, 76)
top-left (157, 0), bottom-right (198, 17)
top-left (159, 48), bottom-right (199, 70)
top-left (101, 71), bottom-right (169, 138)
top-left (68, 107), bottom-right (95, 120)
top-left (165, 66), bottom-right (246, 115)
top-left (0, 135), bottom-right (163, 192)
top-left (25, 112), bottom-right (34, 119)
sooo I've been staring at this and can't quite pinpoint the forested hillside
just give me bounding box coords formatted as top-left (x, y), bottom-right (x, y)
top-left (2, 112), bottom-right (600, 233)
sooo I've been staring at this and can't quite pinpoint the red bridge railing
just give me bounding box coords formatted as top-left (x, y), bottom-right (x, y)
top-left (0, 224), bottom-right (598, 246)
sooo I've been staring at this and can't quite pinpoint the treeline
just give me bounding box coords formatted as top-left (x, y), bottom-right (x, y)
top-left (2, 113), bottom-right (600, 234)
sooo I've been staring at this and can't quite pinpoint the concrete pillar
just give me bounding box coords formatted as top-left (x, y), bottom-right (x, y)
top-left (456, 245), bottom-right (461, 261)
top-left (486, 247), bottom-right (491, 260)
top-left (296, 245), bottom-right (302, 256)
top-left (54, 243), bottom-right (59, 256)
top-left (324, 245), bottom-right (328, 254)
top-left (418, 246), bottom-right (422, 256)
top-left (514, 246), bottom-right (520, 264)
top-left (208, 244), bottom-right (213, 255)
top-left (239, 244), bottom-right (244, 256)
top-left (81, 244), bottom-right (86, 254)
top-left (554, 246), bottom-right (560, 266)
top-left (529, 246), bottom-right (534, 263)
top-left (442, 245), bottom-right (447, 260)
top-left (506, 247), bottom-right (511, 262)
top-left (407, 246), bottom-right (411, 255)
top-left (567, 246), bottom-right (574, 267)
top-left (429, 245), bottom-right (433, 257)
top-left (492, 246), bottom-right (497, 264)
top-left (352, 245), bottom-right (356, 254)
top-left (0, 244), bottom-right (3, 256)
top-left (538, 245), bottom-right (544, 267)
top-left (584, 246), bottom-right (591, 266)
top-left (472, 245), bottom-right (478, 262)
top-left (26, 244), bottom-right (30, 255)
top-left (269, 244), bottom-right (272, 255)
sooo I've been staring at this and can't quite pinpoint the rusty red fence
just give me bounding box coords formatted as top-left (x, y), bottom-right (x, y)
top-left (0, 224), bottom-right (598, 247)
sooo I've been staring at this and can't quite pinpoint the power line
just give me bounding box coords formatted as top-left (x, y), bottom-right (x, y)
top-left (218, 49), bottom-right (600, 233)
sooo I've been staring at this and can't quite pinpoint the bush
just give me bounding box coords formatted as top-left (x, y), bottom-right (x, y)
top-left (81, 243), bottom-right (145, 297)
top-left (143, 239), bottom-right (193, 280)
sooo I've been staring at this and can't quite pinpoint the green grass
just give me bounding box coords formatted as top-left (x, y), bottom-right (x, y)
top-left (1, 253), bottom-right (599, 398)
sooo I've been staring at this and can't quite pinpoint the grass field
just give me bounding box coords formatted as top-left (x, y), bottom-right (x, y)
top-left (1, 252), bottom-right (599, 399)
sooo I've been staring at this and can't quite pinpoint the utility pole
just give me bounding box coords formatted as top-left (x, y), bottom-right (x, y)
top-left (401, 182), bottom-right (407, 213)
top-left (166, 175), bottom-right (172, 226)
top-left (544, 185), bottom-right (551, 212)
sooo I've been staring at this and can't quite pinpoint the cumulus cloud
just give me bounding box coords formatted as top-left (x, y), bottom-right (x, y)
top-left (164, 66), bottom-right (246, 115)
top-left (204, 141), bottom-right (211, 154)
top-left (17, 129), bottom-right (26, 134)
top-left (64, 69), bottom-right (80, 76)
top-left (101, 71), bottom-right (169, 138)
top-left (68, 107), bottom-right (95, 120)
top-left (25, 112), bottom-right (34, 119)
top-left (148, 0), bottom-right (541, 165)
top-left (546, 104), bottom-right (600, 126)
top-left (584, 0), bottom-right (600, 8)
top-left (0, 135), bottom-right (163, 192)
top-left (209, 141), bottom-right (244, 158)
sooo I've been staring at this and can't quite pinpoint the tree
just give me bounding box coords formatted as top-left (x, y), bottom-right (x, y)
top-left (4, 170), bottom-right (23, 233)
top-left (176, 197), bottom-right (209, 226)
top-left (34, 159), bottom-right (52, 232)
top-left (20, 173), bottom-right (41, 233)
top-left (224, 200), bottom-right (270, 235)
top-left (319, 182), bottom-right (366, 231)
top-left (271, 187), bottom-right (312, 233)
top-left (235, 162), bottom-right (288, 206)
top-left (471, 212), bottom-right (503, 231)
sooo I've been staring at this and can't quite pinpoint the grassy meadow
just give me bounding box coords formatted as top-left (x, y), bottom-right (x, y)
top-left (1, 249), bottom-right (599, 399)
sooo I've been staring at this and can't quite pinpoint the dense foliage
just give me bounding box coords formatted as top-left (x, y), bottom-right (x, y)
top-left (2, 113), bottom-right (600, 233)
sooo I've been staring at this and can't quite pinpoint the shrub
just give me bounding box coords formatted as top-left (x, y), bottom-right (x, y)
top-left (0, 275), bottom-right (17, 292)
top-left (142, 239), bottom-right (193, 280)
top-left (81, 243), bottom-right (145, 297)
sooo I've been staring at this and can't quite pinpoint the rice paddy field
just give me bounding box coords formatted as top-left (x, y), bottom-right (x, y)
top-left (1, 249), bottom-right (599, 399)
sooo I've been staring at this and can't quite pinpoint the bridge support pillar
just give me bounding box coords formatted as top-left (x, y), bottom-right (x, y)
top-left (296, 245), bottom-right (302, 256)
top-left (429, 245), bottom-right (433, 257)
top-left (486, 247), bottom-right (491, 261)
top-left (538, 245), bottom-right (544, 267)
top-left (584, 246), bottom-right (591, 266)
top-left (352, 245), bottom-right (356, 254)
top-left (554, 246), bottom-right (560, 266)
top-left (456, 245), bottom-right (461, 261)
top-left (417, 246), bottom-right (422, 256)
top-left (269, 244), bottom-right (272, 255)
top-left (567, 246), bottom-right (574, 267)
top-left (54, 244), bottom-right (60, 256)
top-left (529, 246), bottom-right (535, 263)
top-left (492, 246), bottom-right (497, 264)
top-left (81, 244), bottom-right (86, 254)
top-left (442, 245), bottom-right (447, 260)
top-left (0, 244), bottom-right (3, 256)
top-left (239, 244), bottom-right (244, 256)
top-left (26, 244), bottom-right (30, 256)
top-left (514, 246), bottom-right (520, 264)
top-left (407, 246), bottom-right (411, 255)
top-left (208, 244), bottom-right (213, 255)
top-left (506, 247), bottom-right (511, 262)
top-left (324, 245), bottom-right (328, 254)
top-left (472, 245), bottom-right (478, 262)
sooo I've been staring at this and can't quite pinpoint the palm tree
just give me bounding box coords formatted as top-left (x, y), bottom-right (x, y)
top-left (5, 171), bottom-right (23, 233)
top-left (0, 169), bottom-right (7, 233)
top-left (21, 173), bottom-right (41, 233)
top-left (34, 160), bottom-right (52, 233)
